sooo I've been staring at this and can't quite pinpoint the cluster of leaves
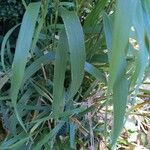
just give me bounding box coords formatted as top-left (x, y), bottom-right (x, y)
top-left (0, 0), bottom-right (150, 149)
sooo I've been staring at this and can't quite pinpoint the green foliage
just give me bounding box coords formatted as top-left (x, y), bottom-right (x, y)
top-left (0, 0), bottom-right (149, 149)
top-left (11, 2), bottom-right (41, 132)
top-left (109, 0), bottom-right (137, 146)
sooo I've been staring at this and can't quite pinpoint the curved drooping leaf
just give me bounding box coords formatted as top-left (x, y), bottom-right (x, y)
top-left (1, 24), bottom-right (20, 71)
top-left (11, 2), bottom-right (41, 131)
top-left (84, 0), bottom-right (107, 29)
top-left (109, 0), bottom-right (136, 89)
top-left (84, 0), bottom-right (108, 56)
top-left (111, 74), bottom-right (129, 147)
top-left (60, 7), bottom-right (86, 100)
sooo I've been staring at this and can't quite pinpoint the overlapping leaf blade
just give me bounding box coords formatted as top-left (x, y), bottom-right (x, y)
top-left (108, 0), bottom-right (137, 147)
top-left (52, 31), bottom-right (68, 118)
top-left (1, 24), bottom-right (20, 71)
top-left (10, 2), bottom-right (41, 131)
top-left (60, 8), bottom-right (86, 100)
top-left (131, 0), bottom-right (149, 90)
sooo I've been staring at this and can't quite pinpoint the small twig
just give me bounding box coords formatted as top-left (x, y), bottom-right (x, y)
top-left (41, 63), bottom-right (47, 80)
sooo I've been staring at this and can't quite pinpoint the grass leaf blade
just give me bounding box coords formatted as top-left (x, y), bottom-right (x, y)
top-left (52, 31), bottom-right (68, 118)
top-left (60, 8), bottom-right (86, 99)
top-left (10, 2), bottom-right (41, 131)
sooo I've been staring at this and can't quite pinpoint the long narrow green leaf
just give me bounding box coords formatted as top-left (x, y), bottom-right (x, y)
top-left (84, 0), bottom-right (107, 28)
top-left (52, 31), bottom-right (68, 118)
top-left (109, 0), bottom-right (137, 147)
top-left (60, 8), bottom-right (86, 99)
top-left (109, 0), bottom-right (136, 89)
top-left (111, 75), bottom-right (129, 147)
top-left (22, 52), bottom-right (55, 85)
top-left (10, 2), bottom-right (41, 131)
